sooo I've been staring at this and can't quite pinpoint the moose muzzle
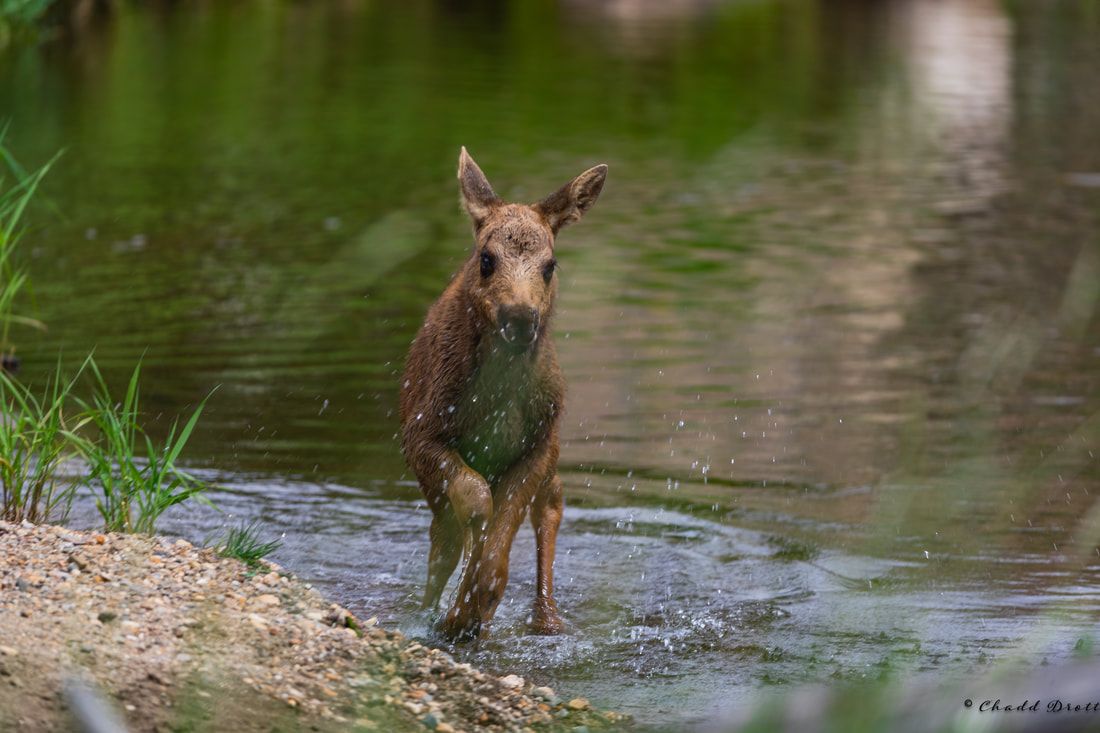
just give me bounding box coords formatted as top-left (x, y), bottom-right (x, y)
top-left (497, 305), bottom-right (540, 351)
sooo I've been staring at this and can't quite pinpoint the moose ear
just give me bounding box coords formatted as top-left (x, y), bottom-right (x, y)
top-left (534, 164), bottom-right (608, 234)
top-left (457, 147), bottom-right (500, 229)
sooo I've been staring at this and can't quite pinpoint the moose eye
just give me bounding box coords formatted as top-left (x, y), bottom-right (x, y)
top-left (542, 258), bottom-right (557, 283)
top-left (480, 251), bottom-right (495, 278)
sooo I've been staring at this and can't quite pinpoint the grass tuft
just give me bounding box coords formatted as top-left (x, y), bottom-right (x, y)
top-left (0, 358), bottom-right (88, 523)
top-left (72, 359), bottom-right (216, 534)
top-left (214, 520), bottom-right (282, 567)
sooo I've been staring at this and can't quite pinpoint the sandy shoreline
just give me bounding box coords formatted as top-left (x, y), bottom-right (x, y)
top-left (0, 520), bottom-right (626, 732)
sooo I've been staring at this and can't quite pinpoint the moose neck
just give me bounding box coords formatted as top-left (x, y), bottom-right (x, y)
top-left (475, 323), bottom-right (548, 379)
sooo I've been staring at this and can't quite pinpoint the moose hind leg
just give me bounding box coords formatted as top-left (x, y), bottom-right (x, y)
top-left (423, 509), bottom-right (462, 610)
top-left (530, 474), bottom-right (564, 634)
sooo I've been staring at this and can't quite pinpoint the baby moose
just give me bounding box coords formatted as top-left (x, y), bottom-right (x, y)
top-left (400, 148), bottom-right (607, 641)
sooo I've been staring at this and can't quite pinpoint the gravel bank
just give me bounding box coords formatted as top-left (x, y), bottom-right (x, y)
top-left (0, 520), bottom-right (626, 732)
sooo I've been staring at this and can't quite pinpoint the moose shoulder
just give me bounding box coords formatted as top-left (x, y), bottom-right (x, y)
top-left (399, 147), bottom-right (607, 641)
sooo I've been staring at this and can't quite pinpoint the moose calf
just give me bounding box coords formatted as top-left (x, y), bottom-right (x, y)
top-left (400, 148), bottom-right (607, 641)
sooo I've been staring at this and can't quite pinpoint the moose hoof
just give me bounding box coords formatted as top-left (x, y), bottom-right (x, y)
top-left (436, 609), bottom-right (482, 643)
top-left (529, 598), bottom-right (564, 635)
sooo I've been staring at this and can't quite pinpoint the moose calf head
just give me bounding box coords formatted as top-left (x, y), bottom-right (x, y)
top-left (457, 147), bottom-right (607, 353)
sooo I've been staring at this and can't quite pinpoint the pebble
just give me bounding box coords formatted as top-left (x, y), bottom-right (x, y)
top-left (499, 674), bottom-right (525, 690)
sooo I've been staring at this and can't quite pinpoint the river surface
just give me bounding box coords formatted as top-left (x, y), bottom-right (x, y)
top-left (4, 0), bottom-right (1100, 728)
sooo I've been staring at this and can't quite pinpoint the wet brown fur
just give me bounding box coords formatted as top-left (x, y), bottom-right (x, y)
top-left (399, 148), bottom-right (607, 641)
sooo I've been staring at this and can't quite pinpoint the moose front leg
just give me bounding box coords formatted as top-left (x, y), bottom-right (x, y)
top-left (437, 482), bottom-right (533, 640)
top-left (404, 435), bottom-right (493, 612)
top-left (438, 445), bottom-right (556, 641)
top-left (529, 474), bottom-right (564, 634)
top-left (424, 465), bottom-right (493, 611)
